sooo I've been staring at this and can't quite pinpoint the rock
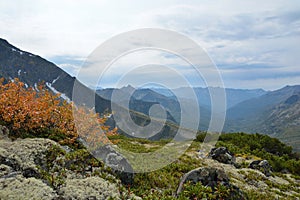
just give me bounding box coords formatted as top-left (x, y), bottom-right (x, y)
top-left (0, 138), bottom-right (129, 199)
top-left (176, 166), bottom-right (244, 199)
top-left (176, 167), bottom-right (229, 194)
top-left (58, 177), bottom-right (121, 200)
top-left (0, 175), bottom-right (58, 199)
top-left (0, 164), bottom-right (14, 178)
top-left (0, 138), bottom-right (58, 177)
top-left (0, 125), bottom-right (10, 141)
top-left (61, 145), bottom-right (73, 153)
top-left (249, 160), bottom-right (272, 177)
top-left (92, 144), bottom-right (134, 186)
top-left (22, 167), bottom-right (40, 178)
top-left (208, 147), bottom-right (236, 166)
top-left (0, 153), bottom-right (21, 171)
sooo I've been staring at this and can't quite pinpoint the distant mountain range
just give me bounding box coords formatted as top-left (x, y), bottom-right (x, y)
top-left (0, 38), bottom-right (299, 151)
top-left (224, 85), bottom-right (300, 151)
top-left (151, 87), bottom-right (267, 109)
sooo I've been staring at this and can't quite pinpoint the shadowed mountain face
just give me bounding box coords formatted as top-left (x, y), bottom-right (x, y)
top-left (224, 85), bottom-right (300, 151)
top-left (0, 38), bottom-right (113, 114)
top-left (0, 38), bottom-right (75, 99)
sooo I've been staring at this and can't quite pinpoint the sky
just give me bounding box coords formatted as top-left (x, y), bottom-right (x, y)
top-left (0, 0), bottom-right (299, 90)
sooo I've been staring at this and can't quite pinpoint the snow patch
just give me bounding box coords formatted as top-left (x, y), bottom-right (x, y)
top-left (52, 76), bottom-right (60, 84)
top-left (18, 70), bottom-right (21, 76)
top-left (46, 82), bottom-right (71, 103)
top-left (11, 48), bottom-right (24, 55)
top-left (24, 83), bottom-right (28, 88)
top-left (34, 83), bottom-right (39, 91)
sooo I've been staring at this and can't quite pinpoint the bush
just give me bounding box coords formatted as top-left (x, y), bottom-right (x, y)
top-left (215, 132), bottom-right (300, 175)
top-left (0, 78), bottom-right (117, 147)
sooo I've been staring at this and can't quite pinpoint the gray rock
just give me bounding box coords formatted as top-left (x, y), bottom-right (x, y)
top-left (249, 160), bottom-right (272, 177)
top-left (176, 166), bottom-right (244, 199)
top-left (92, 144), bottom-right (134, 186)
top-left (58, 177), bottom-right (121, 200)
top-left (0, 138), bottom-right (127, 199)
top-left (61, 145), bottom-right (73, 153)
top-left (208, 147), bottom-right (236, 166)
top-left (176, 167), bottom-right (229, 194)
top-left (0, 175), bottom-right (58, 199)
top-left (0, 125), bottom-right (10, 141)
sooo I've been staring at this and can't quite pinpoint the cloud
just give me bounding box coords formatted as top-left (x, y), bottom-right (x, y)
top-left (0, 0), bottom-right (299, 90)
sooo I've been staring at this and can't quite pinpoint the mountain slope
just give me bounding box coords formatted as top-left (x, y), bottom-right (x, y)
top-left (225, 85), bottom-right (300, 151)
top-left (0, 38), bottom-right (183, 140)
top-left (152, 87), bottom-right (266, 109)
top-left (97, 86), bottom-right (212, 131)
top-left (0, 38), bottom-right (75, 98)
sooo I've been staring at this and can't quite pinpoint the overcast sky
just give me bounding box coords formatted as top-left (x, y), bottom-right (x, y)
top-left (0, 0), bottom-right (299, 90)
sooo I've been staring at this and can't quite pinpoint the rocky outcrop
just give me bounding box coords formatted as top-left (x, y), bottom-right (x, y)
top-left (0, 174), bottom-right (58, 199)
top-left (0, 125), bottom-right (10, 141)
top-left (249, 160), bottom-right (273, 177)
top-left (208, 147), bottom-right (237, 166)
top-left (57, 177), bottom-right (121, 200)
top-left (176, 166), bottom-right (244, 199)
top-left (92, 144), bottom-right (134, 186)
top-left (0, 135), bottom-right (137, 200)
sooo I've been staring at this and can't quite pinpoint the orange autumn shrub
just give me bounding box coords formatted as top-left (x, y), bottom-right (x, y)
top-left (0, 78), bottom-right (117, 146)
top-left (73, 105), bottom-right (118, 148)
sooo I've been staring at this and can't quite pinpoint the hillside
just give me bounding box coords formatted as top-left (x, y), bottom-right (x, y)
top-left (0, 38), bottom-right (75, 98)
top-left (224, 85), bottom-right (300, 151)
top-left (0, 38), bottom-right (183, 140)
top-left (1, 126), bottom-right (300, 199)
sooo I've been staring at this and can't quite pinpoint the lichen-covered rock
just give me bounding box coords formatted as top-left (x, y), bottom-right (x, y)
top-left (92, 144), bottom-right (134, 186)
top-left (199, 157), bottom-right (300, 199)
top-left (58, 177), bottom-right (121, 200)
top-left (208, 147), bottom-right (236, 166)
top-left (0, 136), bottom-right (134, 200)
top-left (0, 175), bottom-right (58, 200)
top-left (0, 125), bottom-right (10, 141)
top-left (249, 160), bottom-right (273, 177)
top-left (177, 167), bottom-right (229, 190)
top-left (176, 166), bottom-right (244, 199)
top-left (0, 138), bottom-right (58, 174)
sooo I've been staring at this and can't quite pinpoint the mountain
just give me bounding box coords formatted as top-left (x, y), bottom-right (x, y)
top-left (97, 86), bottom-right (181, 122)
top-left (97, 86), bottom-right (211, 131)
top-left (152, 87), bottom-right (266, 109)
top-left (225, 85), bottom-right (300, 151)
top-left (0, 38), bottom-right (76, 99)
top-left (0, 38), bottom-right (183, 140)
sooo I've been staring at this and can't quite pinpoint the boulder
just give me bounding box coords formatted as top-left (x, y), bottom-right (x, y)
top-left (0, 125), bottom-right (10, 141)
top-left (92, 144), bottom-right (134, 186)
top-left (208, 147), bottom-right (236, 165)
top-left (176, 166), bottom-right (244, 199)
top-left (57, 177), bottom-right (121, 200)
top-left (0, 175), bottom-right (58, 199)
top-left (0, 137), bottom-right (132, 199)
top-left (249, 160), bottom-right (272, 177)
